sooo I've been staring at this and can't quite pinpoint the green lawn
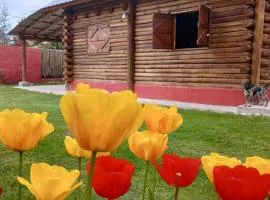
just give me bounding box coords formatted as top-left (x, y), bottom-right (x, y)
top-left (0, 85), bottom-right (269, 200)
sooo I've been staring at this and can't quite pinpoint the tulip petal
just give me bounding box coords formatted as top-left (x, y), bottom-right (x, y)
top-left (144, 104), bottom-right (183, 134)
top-left (64, 136), bottom-right (92, 159)
top-left (17, 177), bottom-right (41, 200)
top-left (30, 163), bottom-right (80, 200)
top-left (128, 131), bottom-right (168, 161)
top-left (61, 89), bottom-right (143, 152)
top-left (154, 154), bottom-right (201, 187)
top-left (201, 153), bottom-right (242, 183)
top-left (60, 93), bottom-right (78, 136)
top-left (54, 182), bottom-right (82, 200)
top-left (245, 156), bottom-right (270, 175)
top-left (75, 83), bottom-right (91, 94)
top-left (0, 109), bottom-right (54, 151)
top-left (214, 165), bottom-right (270, 200)
top-left (91, 156), bottom-right (135, 199)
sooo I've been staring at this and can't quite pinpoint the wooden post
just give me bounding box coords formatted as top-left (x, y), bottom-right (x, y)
top-left (63, 14), bottom-right (74, 91)
top-left (22, 39), bottom-right (27, 82)
top-left (127, 0), bottom-right (136, 90)
top-left (251, 0), bottom-right (265, 85)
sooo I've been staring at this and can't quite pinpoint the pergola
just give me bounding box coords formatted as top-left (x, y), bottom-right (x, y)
top-left (8, 0), bottom-right (89, 84)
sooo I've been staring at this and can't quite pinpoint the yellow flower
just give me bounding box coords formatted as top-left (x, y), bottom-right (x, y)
top-left (75, 83), bottom-right (91, 94)
top-left (60, 88), bottom-right (144, 152)
top-left (64, 136), bottom-right (110, 159)
top-left (17, 163), bottom-right (82, 200)
top-left (143, 104), bottom-right (183, 134)
top-left (245, 156), bottom-right (270, 175)
top-left (0, 109), bottom-right (54, 151)
top-left (128, 130), bottom-right (168, 161)
top-left (64, 136), bottom-right (92, 159)
top-left (201, 153), bottom-right (242, 182)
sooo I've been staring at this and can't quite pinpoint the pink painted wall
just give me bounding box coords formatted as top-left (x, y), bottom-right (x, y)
top-left (71, 80), bottom-right (258, 106)
top-left (0, 45), bottom-right (42, 84)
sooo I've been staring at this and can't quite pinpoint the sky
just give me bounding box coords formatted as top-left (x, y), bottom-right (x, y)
top-left (0, 0), bottom-right (56, 30)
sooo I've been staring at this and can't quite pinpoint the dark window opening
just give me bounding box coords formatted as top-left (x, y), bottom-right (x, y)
top-left (175, 11), bottom-right (199, 49)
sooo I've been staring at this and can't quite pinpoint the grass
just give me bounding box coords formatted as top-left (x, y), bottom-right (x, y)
top-left (0, 85), bottom-right (269, 200)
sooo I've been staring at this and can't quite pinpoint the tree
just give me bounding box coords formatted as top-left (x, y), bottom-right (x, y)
top-left (0, 5), bottom-right (9, 44)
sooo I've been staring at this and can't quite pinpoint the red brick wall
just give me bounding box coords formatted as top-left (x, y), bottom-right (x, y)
top-left (0, 45), bottom-right (42, 84)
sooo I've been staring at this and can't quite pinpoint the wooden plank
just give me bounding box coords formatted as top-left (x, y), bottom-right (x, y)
top-left (251, 0), bottom-right (265, 85)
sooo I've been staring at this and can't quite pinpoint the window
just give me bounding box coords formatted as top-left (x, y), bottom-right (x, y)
top-left (175, 11), bottom-right (198, 49)
top-left (87, 24), bottom-right (110, 54)
top-left (153, 5), bottom-right (210, 49)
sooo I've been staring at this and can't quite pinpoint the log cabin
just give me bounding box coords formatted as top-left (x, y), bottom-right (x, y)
top-left (9, 0), bottom-right (270, 106)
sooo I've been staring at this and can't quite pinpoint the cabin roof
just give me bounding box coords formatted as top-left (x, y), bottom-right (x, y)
top-left (8, 0), bottom-right (90, 41)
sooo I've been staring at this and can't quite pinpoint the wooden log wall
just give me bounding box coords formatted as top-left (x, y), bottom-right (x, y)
top-left (134, 0), bottom-right (255, 87)
top-left (72, 1), bottom-right (128, 82)
top-left (261, 0), bottom-right (270, 84)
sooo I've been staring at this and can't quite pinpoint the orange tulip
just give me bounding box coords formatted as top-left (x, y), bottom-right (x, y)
top-left (128, 131), bottom-right (168, 161)
top-left (143, 104), bottom-right (183, 134)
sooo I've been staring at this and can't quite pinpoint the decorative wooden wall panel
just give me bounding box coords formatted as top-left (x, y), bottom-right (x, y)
top-left (87, 24), bottom-right (110, 54)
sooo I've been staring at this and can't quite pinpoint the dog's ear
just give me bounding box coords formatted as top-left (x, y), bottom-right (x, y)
top-left (244, 81), bottom-right (252, 89)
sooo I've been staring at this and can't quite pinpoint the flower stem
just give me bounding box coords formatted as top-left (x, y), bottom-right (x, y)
top-left (152, 167), bottom-right (157, 198)
top-left (18, 152), bottom-right (23, 200)
top-left (174, 187), bottom-right (179, 200)
top-left (142, 161), bottom-right (149, 200)
top-left (78, 157), bottom-right (82, 182)
top-left (86, 151), bottom-right (97, 200)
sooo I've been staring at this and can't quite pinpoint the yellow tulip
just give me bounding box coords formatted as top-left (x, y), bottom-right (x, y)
top-left (201, 153), bottom-right (242, 182)
top-left (128, 130), bottom-right (168, 161)
top-left (75, 83), bottom-right (91, 94)
top-left (64, 136), bottom-right (92, 159)
top-left (17, 163), bottom-right (82, 200)
top-left (0, 109), bottom-right (54, 151)
top-left (64, 136), bottom-right (110, 159)
top-left (245, 156), bottom-right (270, 175)
top-left (143, 104), bottom-right (183, 134)
top-left (60, 88), bottom-right (144, 152)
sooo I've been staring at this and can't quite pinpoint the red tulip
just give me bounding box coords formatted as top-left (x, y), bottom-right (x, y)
top-left (0, 186), bottom-right (2, 196)
top-left (87, 156), bottom-right (135, 200)
top-left (213, 165), bottom-right (270, 200)
top-left (153, 154), bottom-right (201, 187)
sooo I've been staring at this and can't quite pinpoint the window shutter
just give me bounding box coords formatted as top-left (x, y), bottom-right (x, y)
top-left (87, 24), bottom-right (110, 54)
top-left (197, 5), bottom-right (210, 47)
top-left (153, 13), bottom-right (173, 49)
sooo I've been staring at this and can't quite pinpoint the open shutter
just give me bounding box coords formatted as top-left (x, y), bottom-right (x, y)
top-left (197, 5), bottom-right (210, 47)
top-left (153, 13), bottom-right (173, 49)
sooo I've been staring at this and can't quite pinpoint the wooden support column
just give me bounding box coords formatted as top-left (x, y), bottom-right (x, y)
top-left (251, 0), bottom-right (265, 85)
top-left (63, 14), bottom-right (74, 91)
top-left (127, 0), bottom-right (136, 90)
top-left (22, 38), bottom-right (27, 82)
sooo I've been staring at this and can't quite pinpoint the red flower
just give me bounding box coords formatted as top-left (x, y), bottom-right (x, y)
top-left (213, 165), bottom-right (270, 200)
top-left (153, 154), bottom-right (201, 187)
top-left (0, 186), bottom-right (2, 196)
top-left (87, 156), bottom-right (135, 200)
